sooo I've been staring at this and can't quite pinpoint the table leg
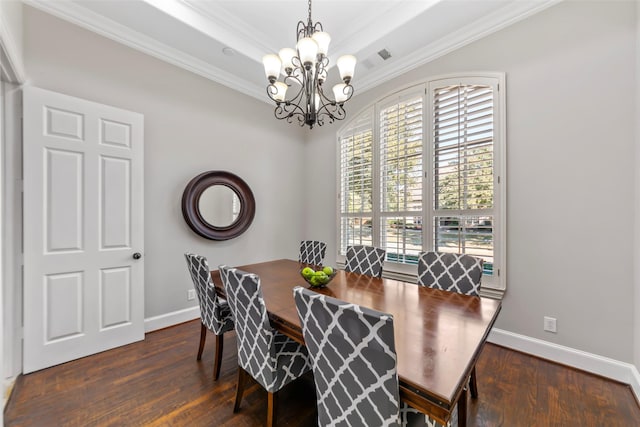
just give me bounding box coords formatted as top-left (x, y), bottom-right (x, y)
top-left (458, 387), bottom-right (467, 427)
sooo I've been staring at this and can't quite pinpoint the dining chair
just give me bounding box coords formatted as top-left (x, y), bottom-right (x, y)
top-left (293, 286), bottom-right (400, 426)
top-left (417, 251), bottom-right (483, 400)
top-left (219, 265), bottom-right (311, 427)
top-left (184, 253), bottom-right (234, 381)
top-left (417, 251), bottom-right (483, 297)
top-left (294, 286), bottom-right (455, 427)
top-left (344, 245), bottom-right (386, 278)
top-left (298, 240), bottom-right (327, 265)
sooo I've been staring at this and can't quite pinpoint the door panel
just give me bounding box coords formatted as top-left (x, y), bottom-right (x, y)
top-left (23, 86), bottom-right (144, 373)
top-left (45, 148), bottom-right (84, 252)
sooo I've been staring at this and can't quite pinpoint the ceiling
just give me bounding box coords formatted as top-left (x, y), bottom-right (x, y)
top-left (25, 0), bottom-right (560, 102)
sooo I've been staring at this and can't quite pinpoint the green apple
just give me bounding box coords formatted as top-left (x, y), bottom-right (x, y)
top-left (322, 266), bottom-right (334, 276)
top-left (301, 267), bottom-right (314, 279)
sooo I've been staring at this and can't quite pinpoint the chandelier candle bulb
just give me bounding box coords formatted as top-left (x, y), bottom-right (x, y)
top-left (273, 82), bottom-right (288, 102)
top-left (296, 37), bottom-right (318, 68)
top-left (279, 48), bottom-right (296, 72)
top-left (262, 0), bottom-right (356, 128)
top-left (337, 55), bottom-right (357, 83)
top-left (333, 83), bottom-right (348, 103)
top-left (262, 54), bottom-right (282, 82)
top-left (311, 31), bottom-right (331, 55)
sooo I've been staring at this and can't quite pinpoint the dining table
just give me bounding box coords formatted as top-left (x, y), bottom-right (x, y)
top-left (210, 259), bottom-right (502, 427)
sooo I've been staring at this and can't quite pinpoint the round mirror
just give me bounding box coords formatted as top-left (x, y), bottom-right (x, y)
top-left (182, 171), bottom-right (255, 241)
top-left (198, 185), bottom-right (241, 228)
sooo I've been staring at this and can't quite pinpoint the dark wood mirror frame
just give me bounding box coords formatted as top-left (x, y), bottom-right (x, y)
top-left (181, 171), bottom-right (255, 241)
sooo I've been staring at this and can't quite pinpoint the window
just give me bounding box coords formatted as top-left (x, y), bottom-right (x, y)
top-left (339, 108), bottom-right (373, 249)
top-left (338, 74), bottom-right (505, 294)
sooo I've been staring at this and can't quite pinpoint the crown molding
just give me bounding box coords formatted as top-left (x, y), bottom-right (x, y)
top-left (355, 0), bottom-right (562, 95)
top-left (24, 0), bottom-right (265, 102)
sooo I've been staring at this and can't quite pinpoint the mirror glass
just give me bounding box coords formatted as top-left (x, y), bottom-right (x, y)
top-left (198, 185), bottom-right (240, 228)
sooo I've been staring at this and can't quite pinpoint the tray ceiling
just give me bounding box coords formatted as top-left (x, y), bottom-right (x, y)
top-left (25, 0), bottom-right (560, 102)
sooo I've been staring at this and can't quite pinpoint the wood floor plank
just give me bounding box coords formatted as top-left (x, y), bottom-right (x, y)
top-left (5, 320), bottom-right (639, 426)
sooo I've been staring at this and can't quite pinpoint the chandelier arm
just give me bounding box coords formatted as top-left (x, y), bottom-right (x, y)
top-left (296, 21), bottom-right (307, 41)
top-left (274, 103), bottom-right (305, 125)
top-left (283, 75), bottom-right (305, 104)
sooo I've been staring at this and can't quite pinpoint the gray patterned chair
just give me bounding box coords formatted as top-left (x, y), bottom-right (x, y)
top-left (219, 265), bottom-right (311, 427)
top-left (293, 286), bottom-right (400, 426)
top-left (294, 286), bottom-right (456, 427)
top-left (417, 251), bottom-right (483, 297)
top-left (184, 253), bottom-right (234, 381)
top-left (344, 245), bottom-right (386, 278)
top-left (299, 240), bottom-right (327, 266)
top-left (418, 251), bottom-right (483, 402)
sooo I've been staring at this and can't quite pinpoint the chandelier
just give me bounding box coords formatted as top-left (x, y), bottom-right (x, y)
top-left (262, 0), bottom-right (356, 129)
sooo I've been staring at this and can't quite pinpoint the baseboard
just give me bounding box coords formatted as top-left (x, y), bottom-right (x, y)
top-left (488, 328), bottom-right (640, 401)
top-left (144, 306), bottom-right (200, 333)
top-left (4, 376), bottom-right (16, 408)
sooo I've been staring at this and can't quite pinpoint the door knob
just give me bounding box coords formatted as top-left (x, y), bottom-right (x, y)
top-left (133, 252), bottom-right (142, 260)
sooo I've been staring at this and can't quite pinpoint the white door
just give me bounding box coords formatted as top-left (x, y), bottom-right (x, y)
top-left (23, 87), bottom-right (144, 373)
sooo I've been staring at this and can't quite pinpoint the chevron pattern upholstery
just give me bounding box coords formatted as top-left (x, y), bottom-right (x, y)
top-left (220, 265), bottom-right (311, 426)
top-left (417, 250), bottom-right (484, 422)
top-left (294, 286), bottom-right (401, 427)
top-left (299, 240), bottom-right (327, 265)
top-left (294, 286), bottom-right (456, 427)
top-left (184, 253), bottom-right (234, 380)
top-left (344, 245), bottom-right (386, 278)
top-left (417, 251), bottom-right (483, 296)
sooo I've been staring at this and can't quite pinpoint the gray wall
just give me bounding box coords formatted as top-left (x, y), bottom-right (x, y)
top-left (23, 6), bottom-right (307, 319)
top-left (308, 0), bottom-right (637, 363)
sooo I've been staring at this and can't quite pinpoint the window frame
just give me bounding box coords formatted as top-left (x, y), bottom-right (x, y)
top-left (336, 73), bottom-right (506, 296)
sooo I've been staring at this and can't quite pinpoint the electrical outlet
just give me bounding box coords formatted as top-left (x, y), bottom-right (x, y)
top-left (543, 316), bottom-right (557, 333)
top-left (188, 289), bottom-right (196, 301)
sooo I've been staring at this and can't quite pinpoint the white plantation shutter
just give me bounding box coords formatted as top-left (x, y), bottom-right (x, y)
top-left (429, 78), bottom-right (499, 283)
top-left (339, 108), bottom-right (374, 254)
top-left (379, 92), bottom-right (423, 264)
top-left (337, 74), bottom-right (505, 293)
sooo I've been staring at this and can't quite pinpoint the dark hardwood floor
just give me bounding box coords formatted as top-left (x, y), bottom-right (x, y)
top-left (5, 320), bottom-right (640, 426)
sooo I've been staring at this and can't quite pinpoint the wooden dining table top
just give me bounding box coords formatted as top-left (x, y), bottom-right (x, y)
top-left (210, 258), bottom-right (502, 425)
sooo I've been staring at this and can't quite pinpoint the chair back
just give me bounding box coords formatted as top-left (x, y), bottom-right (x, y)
top-left (184, 253), bottom-right (229, 334)
top-left (219, 265), bottom-right (279, 391)
top-left (417, 251), bottom-right (483, 296)
top-left (345, 245), bottom-right (386, 278)
top-left (299, 240), bottom-right (327, 265)
top-left (294, 286), bottom-right (400, 427)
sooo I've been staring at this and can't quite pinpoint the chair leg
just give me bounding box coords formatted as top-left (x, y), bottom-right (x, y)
top-left (469, 366), bottom-right (478, 399)
top-left (213, 333), bottom-right (224, 381)
top-left (233, 368), bottom-right (247, 413)
top-left (267, 391), bottom-right (277, 427)
top-left (197, 323), bottom-right (207, 360)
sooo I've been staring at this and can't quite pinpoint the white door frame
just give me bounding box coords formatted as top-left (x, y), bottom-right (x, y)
top-left (1, 13), bottom-right (25, 414)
